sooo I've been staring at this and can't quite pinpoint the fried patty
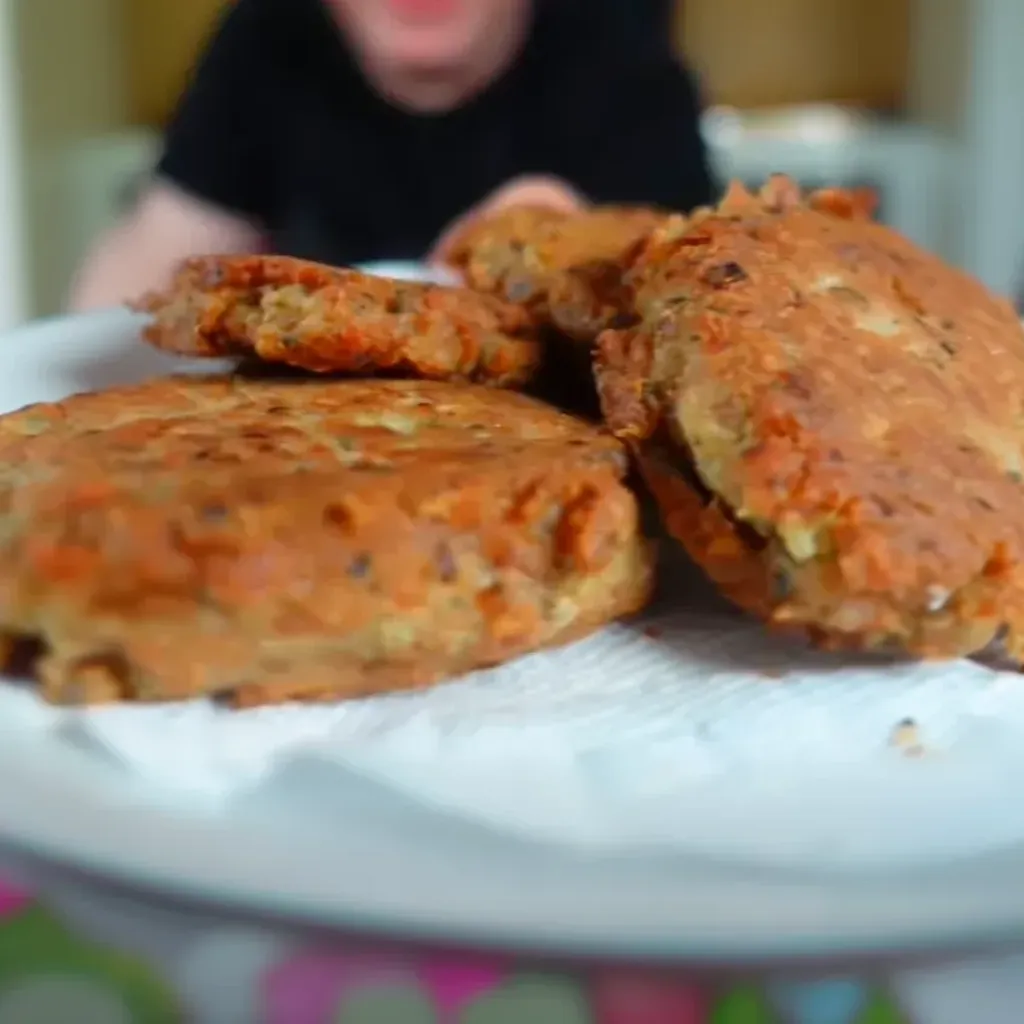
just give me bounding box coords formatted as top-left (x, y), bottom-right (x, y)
top-left (0, 377), bottom-right (651, 707)
top-left (134, 255), bottom-right (542, 387)
top-left (596, 174), bottom-right (1024, 660)
top-left (445, 205), bottom-right (665, 341)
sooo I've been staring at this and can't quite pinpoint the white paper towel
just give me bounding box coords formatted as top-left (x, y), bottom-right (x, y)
top-left (6, 595), bottom-right (1024, 872)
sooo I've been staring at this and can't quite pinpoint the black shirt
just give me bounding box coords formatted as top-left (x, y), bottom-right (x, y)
top-left (157, 0), bottom-right (716, 267)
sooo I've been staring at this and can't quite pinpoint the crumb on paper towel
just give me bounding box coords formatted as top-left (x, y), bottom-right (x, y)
top-left (889, 717), bottom-right (926, 758)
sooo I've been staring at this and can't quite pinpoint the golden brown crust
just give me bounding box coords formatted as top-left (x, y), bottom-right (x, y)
top-left (443, 206), bottom-right (566, 287)
top-left (445, 205), bottom-right (666, 341)
top-left (133, 255), bottom-right (542, 387)
top-left (0, 376), bottom-right (652, 706)
top-left (596, 174), bottom-right (1024, 660)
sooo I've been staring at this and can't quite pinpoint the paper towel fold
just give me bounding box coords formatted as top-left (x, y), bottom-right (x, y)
top-left (5, 600), bottom-right (1024, 868)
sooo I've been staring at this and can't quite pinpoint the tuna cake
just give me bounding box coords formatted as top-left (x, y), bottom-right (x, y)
top-left (596, 174), bottom-right (1024, 660)
top-left (443, 205), bottom-right (666, 421)
top-left (0, 377), bottom-right (652, 707)
top-left (444, 204), bottom-right (666, 341)
top-left (134, 254), bottom-right (541, 387)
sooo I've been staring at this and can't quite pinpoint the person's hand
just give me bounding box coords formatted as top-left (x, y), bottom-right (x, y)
top-left (428, 174), bottom-right (586, 268)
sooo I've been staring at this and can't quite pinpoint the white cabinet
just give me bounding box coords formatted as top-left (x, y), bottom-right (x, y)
top-left (705, 111), bottom-right (955, 260)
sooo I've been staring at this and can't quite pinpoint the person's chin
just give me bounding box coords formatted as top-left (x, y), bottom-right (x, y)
top-left (373, 61), bottom-right (478, 110)
top-left (381, 82), bottom-right (466, 114)
top-left (385, 34), bottom-right (473, 70)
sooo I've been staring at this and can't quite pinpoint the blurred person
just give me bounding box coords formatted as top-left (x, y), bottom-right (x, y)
top-left (69, 0), bottom-right (715, 311)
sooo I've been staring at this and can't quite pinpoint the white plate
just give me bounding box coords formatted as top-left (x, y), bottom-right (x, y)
top-left (2, 309), bottom-right (1024, 965)
top-left (356, 260), bottom-right (459, 285)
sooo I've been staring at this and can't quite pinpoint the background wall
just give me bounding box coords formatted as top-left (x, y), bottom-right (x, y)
top-left (122, 0), bottom-right (916, 127)
top-left (679, 0), bottom-right (911, 111)
top-left (0, 0), bottom-right (26, 330)
top-left (14, 0), bottom-right (129, 319)
top-left (122, 0), bottom-right (222, 128)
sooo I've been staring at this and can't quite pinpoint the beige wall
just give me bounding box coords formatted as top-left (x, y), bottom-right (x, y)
top-left (125, 0), bottom-right (915, 127)
top-left (14, 0), bottom-right (129, 316)
top-left (679, 0), bottom-right (912, 110)
top-left (123, 0), bottom-right (225, 127)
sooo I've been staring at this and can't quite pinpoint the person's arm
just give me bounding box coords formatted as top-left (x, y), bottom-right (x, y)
top-left (68, 182), bottom-right (261, 312)
top-left (551, 48), bottom-right (718, 213)
top-left (430, 53), bottom-right (715, 268)
top-left (427, 175), bottom-right (586, 266)
top-left (68, 0), bottom-right (283, 312)
top-left (431, 52), bottom-right (715, 270)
